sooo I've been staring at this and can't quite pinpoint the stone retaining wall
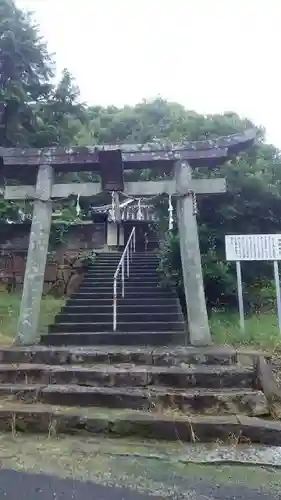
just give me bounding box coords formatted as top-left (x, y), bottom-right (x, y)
top-left (0, 223), bottom-right (103, 295)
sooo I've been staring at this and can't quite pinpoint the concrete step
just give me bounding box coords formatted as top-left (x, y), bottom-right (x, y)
top-left (79, 282), bottom-right (161, 290)
top-left (71, 291), bottom-right (176, 299)
top-left (0, 384), bottom-right (268, 416)
top-left (41, 331), bottom-right (187, 346)
top-left (92, 258), bottom-right (159, 269)
top-left (89, 259), bottom-right (158, 265)
top-left (91, 269), bottom-right (158, 275)
top-left (0, 363), bottom-right (255, 388)
top-left (55, 312), bottom-right (182, 323)
top-left (87, 266), bottom-right (159, 272)
top-left (95, 253), bottom-right (158, 259)
top-left (78, 287), bottom-right (170, 295)
top-left (61, 304), bottom-right (181, 314)
top-left (85, 269), bottom-right (159, 274)
top-left (79, 280), bottom-right (163, 291)
top-left (97, 252), bottom-right (156, 256)
top-left (0, 345), bottom-right (266, 366)
top-left (97, 252), bottom-right (157, 256)
top-left (87, 268), bottom-right (159, 274)
top-left (49, 321), bottom-right (185, 333)
top-left (86, 269), bottom-right (159, 275)
top-left (66, 297), bottom-right (177, 307)
top-left (85, 275), bottom-right (158, 281)
top-left (90, 264), bottom-right (159, 269)
top-left (83, 274), bottom-right (159, 281)
top-left (92, 263), bottom-right (159, 268)
top-left (0, 403), bottom-right (277, 443)
top-left (93, 259), bottom-right (159, 266)
top-left (92, 257), bottom-right (158, 261)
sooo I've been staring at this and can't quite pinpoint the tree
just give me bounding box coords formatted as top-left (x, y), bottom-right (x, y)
top-left (77, 99), bottom-right (281, 310)
top-left (0, 0), bottom-right (53, 146)
top-left (33, 69), bottom-right (88, 148)
top-left (77, 99), bottom-right (254, 145)
top-left (0, 1), bottom-right (87, 149)
top-left (0, 1), bottom-right (88, 220)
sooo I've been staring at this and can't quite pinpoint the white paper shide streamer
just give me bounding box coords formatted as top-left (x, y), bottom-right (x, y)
top-left (111, 191), bottom-right (116, 222)
top-left (76, 194), bottom-right (81, 217)
top-left (168, 194), bottom-right (173, 230)
top-left (137, 198), bottom-right (143, 220)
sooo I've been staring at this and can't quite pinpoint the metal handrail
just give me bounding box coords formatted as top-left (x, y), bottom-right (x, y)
top-left (113, 227), bottom-right (136, 331)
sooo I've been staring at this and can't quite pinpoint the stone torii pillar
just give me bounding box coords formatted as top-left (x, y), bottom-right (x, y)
top-left (175, 160), bottom-right (210, 345)
top-left (1, 130), bottom-right (255, 345)
top-left (17, 164), bottom-right (54, 344)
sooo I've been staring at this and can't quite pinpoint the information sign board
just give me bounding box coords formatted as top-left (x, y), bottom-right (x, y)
top-left (225, 234), bottom-right (281, 334)
top-left (225, 234), bottom-right (281, 261)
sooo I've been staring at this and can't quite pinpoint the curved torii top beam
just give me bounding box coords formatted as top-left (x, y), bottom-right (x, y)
top-left (0, 129), bottom-right (256, 172)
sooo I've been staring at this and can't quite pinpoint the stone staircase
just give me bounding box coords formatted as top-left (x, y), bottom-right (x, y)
top-left (0, 251), bottom-right (279, 444)
top-left (42, 252), bottom-right (186, 346)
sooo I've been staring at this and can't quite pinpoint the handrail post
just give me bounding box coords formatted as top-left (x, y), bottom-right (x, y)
top-left (127, 247), bottom-right (130, 276)
top-left (130, 239), bottom-right (133, 261)
top-left (113, 278), bottom-right (117, 331)
top-left (113, 226), bottom-right (135, 331)
top-left (121, 260), bottom-right (125, 297)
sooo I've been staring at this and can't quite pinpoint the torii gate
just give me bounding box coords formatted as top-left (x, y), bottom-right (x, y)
top-left (0, 130), bottom-right (255, 346)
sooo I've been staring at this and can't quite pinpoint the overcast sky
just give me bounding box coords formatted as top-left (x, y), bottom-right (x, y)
top-left (16, 0), bottom-right (281, 147)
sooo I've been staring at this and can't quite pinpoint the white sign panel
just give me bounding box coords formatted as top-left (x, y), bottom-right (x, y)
top-left (225, 234), bottom-right (281, 261)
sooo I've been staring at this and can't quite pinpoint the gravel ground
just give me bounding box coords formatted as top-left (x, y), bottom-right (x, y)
top-left (0, 435), bottom-right (280, 499)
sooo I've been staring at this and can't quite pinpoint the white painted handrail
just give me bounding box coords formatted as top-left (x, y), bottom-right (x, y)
top-left (113, 227), bottom-right (136, 331)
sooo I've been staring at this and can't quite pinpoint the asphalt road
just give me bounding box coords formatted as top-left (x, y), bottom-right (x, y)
top-left (0, 468), bottom-right (279, 500)
top-left (0, 469), bottom-right (160, 500)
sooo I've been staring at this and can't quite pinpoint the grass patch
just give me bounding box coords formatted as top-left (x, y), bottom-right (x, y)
top-left (211, 310), bottom-right (280, 350)
top-left (0, 292), bottom-right (65, 345)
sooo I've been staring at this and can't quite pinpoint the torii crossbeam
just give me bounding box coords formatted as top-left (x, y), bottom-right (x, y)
top-left (0, 129), bottom-right (256, 345)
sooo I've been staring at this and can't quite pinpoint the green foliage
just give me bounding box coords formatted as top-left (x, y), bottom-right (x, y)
top-left (49, 199), bottom-right (87, 249)
top-left (32, 69), bottom-right (88, 148)
top-left (157, 231), bottom-right (182, 289)
top-left (76, 99), bottom-right (253, 146)
top-left (157, 231), bottom-right (235, 314)
top-left (82, 251), bottom-right (97, 267)
top-left (210, 310), bottom-right (279, 349)
top-left (0, 0), bottom-right (53, 146)
top-left (48, 224), bottom-right (70, 250)
top-left (0, 293), bottom-right (65, 344)
top-left (246, 280), bottom-right (277, 313)
top-left (201, 249), bottom-right (235, 308)
top-left (0, 0), bottom-right (87, 221)
top-left (0, 1), bottom-right (86, 148)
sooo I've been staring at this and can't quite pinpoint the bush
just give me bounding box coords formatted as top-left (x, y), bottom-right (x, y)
top-left (157, 230), bottom-right (278, 316)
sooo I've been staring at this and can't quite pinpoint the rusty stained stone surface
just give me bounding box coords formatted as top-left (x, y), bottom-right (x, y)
top-left (0, 403), bottom-right (278, 444)
top-left (0, 129), bottom-right (256, 168)
top-left (0, 384), bottom-right (269, 417)
top-left (0, 363), bottom-right (255, 389)
top-left (0, 345), bottom-right (270, 367)
top-left (256, 355), bottom-right (281, 419)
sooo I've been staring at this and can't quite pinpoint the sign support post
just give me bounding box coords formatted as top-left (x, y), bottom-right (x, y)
top-left (235, 261), bottom-right (245, 332)
top-left (273, 260), bottom-right (281, 334)
top-left (225, 234), bottom-right (281, 338)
